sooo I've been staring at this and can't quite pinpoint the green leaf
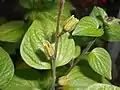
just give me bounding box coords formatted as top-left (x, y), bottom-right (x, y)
top-left (25, 10), bottom-right (40, 22)
top-left (90, 7), bottom-right (120, 41)
top-left (0, 21), bottom-right (27, 42)
top-left (3, 68), bottom-right (51, 90)
top-left (37, 1), bottom-right (71, 23)
top-left (102, 18), bottom-right (120, 41)
top-left (90, 6), bottom-right (107, 27)
top-left (19, 0), bottom-right (41, 9)
top-left (24, 0), bottom-right (71, 23)
top-left (0, 47), bottom-right (14, 89)
top-left (88, 48), bottom-right (112, 79)
top-left (20, 20), bottom-right (75, 69)
top-left (90, 6), bottom-right (108, 20)
top-left (73, 45), bottom-right (81, 59)
top-left (87, 83), bottom-right (120, 90)
top-left (58, 64), bottom-right (110, 90)
top-left (72, 16), bottom-right (104, 37)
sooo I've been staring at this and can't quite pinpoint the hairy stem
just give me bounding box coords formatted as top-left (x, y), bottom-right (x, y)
top-left (66, 38), bottom-right (97, 75)
top-left (51, 0), bottom-right (64, 90)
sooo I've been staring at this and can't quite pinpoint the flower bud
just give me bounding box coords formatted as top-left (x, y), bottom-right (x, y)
top-left (43, 41), bottom-right (54, 59)
top-left (63, 15), bottom-right (79, 32)
top-left (58, 76), bottom-right (70, 86)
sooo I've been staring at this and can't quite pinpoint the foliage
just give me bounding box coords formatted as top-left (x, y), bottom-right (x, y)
top-left (0, 0), bottom-right (120, 90)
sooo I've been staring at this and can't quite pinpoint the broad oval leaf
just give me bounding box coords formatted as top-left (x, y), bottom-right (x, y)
top-left (87, 83), bottom-right (120, 90)
top-left (3, 68), bottom-right (52, 90)
top-left (72, 16), bottom-right (104, 37)
top-left (102, 18), bottom-right (120, 41)
top-left (58, 64), bottom-right (110, 90)
top-left (0, 47), bottom-right (14, 89)
top-left (88, 48), bottom-right (112, 79)
top-left (0, 21), bottom-right (27, 42)
top-left (20, 20), bottom-right (75, 69)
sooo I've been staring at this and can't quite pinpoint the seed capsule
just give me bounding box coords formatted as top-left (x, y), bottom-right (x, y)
top-left (43, 41), bottom-right (55, 59)
top-left (63, 15), bottom-right (79, 32)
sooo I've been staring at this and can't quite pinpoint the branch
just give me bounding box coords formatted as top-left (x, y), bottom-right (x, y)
top-left (66, 38), bottom-right (97, 75)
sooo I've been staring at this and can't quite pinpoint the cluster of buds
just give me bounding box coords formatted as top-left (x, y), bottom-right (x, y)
top-left (43, 16), bottom-right (79, 59)
top-left (63, 15), bottom-right (79, 32)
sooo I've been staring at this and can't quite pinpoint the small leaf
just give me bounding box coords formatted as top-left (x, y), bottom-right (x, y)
top-left (90, 7), bottom-right (120, 41)
top-left (102, 18), bottom-right (120, 41)
top-left (20, 20), bottom-right (75, 69)
top-left (0, 21), bottom-right (27, 42)
top-left (3, 68), bottom-right (52, 90)
top-left (58, 64), bottom-right (110, 90)
top-left (0, 47), bottom-right (14, 89)
top-left (87, 83), bottom-right (120, 90)
top-left (90, 6), bottom-right (108, 20)
top-left (72, 16), bottom-right (104, 37)
top-left (88, 48), bottom-right (112, 79)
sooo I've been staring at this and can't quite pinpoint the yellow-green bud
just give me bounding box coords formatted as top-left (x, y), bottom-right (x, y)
top-left (58, 76), bottom-right (70, 86)
top-left (63, 15), bottom-right (79, 32)
top-left (43, 41), bottom-right (54, 59)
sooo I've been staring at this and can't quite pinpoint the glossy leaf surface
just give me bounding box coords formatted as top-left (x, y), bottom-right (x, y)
top-left (20, 20), bottom-right (75, 69)
top-left (88, 48), bottom-right (112, 79)
top-left (72, 16), bottom-right (104, 37)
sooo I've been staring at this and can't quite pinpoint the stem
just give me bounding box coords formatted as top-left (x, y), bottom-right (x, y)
top-left (66, 38), bottom-right (97, 75)
top-left (51, 0), bottom-right (64, 90)
top-left (51, 59), bottom-right (56, 90)
top-left (55, 0), bottom-right (64, 58)
top-left (74, 38), bottom-right (97, 65)
top-left (82, 38), bottom-right (97, 54)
